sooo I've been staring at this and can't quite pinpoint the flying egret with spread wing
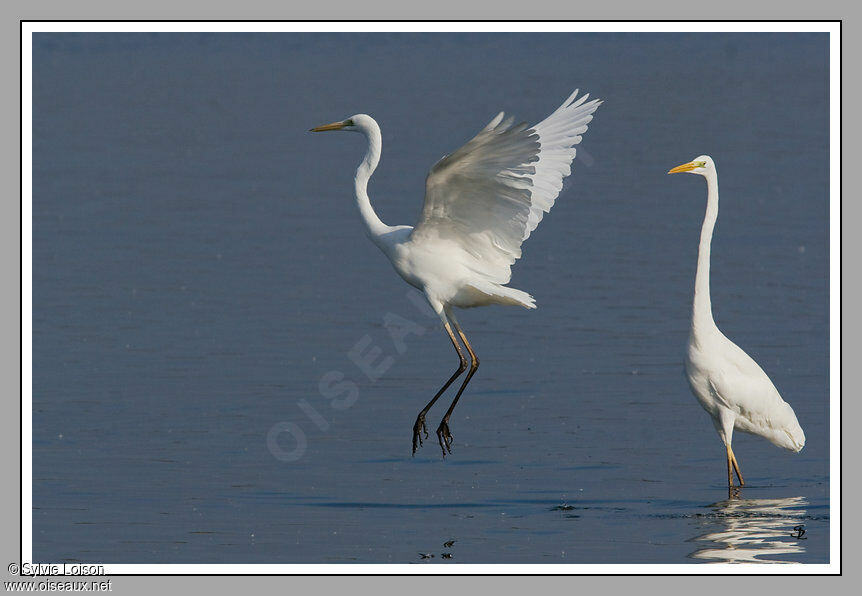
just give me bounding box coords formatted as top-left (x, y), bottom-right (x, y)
top-left (668, 155), bottom-right (805, 492)
top-left (312, 89), bottom-right (602, 456)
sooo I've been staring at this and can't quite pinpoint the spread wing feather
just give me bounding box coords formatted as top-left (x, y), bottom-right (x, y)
top-left (411, 89), bottom-right (601, 284)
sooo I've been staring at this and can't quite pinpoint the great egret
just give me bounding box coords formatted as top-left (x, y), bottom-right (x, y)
top-left (312, 89), bottom-right (602, 456)
top-left (668, 155), bottom-right (805, 491)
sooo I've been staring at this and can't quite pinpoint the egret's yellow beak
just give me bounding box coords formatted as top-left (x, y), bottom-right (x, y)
top-left (310, 121), bottom-right (346, 132)
top-left (668, 161), bottom-right (698, 174)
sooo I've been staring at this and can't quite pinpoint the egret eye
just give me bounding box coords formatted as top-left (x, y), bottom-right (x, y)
top-left (345, 119), bottom-right (354, 127)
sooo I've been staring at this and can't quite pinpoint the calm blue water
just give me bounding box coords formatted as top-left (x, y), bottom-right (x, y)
top-left (31, 32), bottom-right (830, 564)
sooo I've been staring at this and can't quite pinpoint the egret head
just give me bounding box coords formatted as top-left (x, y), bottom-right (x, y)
top-left (310, 114), bottom-right (372, 133)
top-left (668, 155), bottom-right (714, 176)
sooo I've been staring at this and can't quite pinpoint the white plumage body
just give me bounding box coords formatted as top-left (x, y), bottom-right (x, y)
top-left (685, 324), bottom-right (805, 453)
top-left (388, 229), bottom-right (536, 309)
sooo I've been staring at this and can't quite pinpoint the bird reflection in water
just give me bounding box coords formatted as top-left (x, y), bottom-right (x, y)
top-left (689, 496), bottom-right (808, 563)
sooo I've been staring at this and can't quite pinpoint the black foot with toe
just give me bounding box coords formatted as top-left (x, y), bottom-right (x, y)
top-left (436, 420), bottom-right (453, 456)
top-left (412, 413), bottom-right (429, 455)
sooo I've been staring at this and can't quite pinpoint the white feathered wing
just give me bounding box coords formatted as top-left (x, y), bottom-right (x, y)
top-left (410, 89), bottom-right (602, 307)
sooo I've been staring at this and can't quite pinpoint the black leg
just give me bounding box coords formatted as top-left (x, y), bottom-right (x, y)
top-left (412, 318), bottom-right (467, 455)
top-left (436, 315), bottom-right (480, 456)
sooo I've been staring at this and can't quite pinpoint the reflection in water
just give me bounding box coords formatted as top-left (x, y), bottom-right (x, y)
top-left (690, 496), bottom-right (808, 563)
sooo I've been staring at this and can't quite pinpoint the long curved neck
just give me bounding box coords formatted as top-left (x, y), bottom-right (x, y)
top-left (354, 122), bottom-right (391, 248)
top-left (692, 169), bottom-right (719, 334)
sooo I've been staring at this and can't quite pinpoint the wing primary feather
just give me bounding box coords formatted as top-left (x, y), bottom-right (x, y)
top-left (411, 88), bottom-right (602, 286)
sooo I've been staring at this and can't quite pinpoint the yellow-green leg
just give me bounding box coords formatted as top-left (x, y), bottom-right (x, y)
top-left (725, 444), bottom-right (735, 489)
top-left (729, 445), bottom-right (744, 486)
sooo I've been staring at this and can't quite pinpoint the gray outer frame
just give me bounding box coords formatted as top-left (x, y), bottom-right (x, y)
top-left (7, 2), bottom-right (850, 595)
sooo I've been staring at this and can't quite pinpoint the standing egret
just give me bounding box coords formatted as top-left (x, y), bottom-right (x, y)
top-left (668, 155), bottom-right (805, 491)
top-left (311, 89), bottom-right (602, 456)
